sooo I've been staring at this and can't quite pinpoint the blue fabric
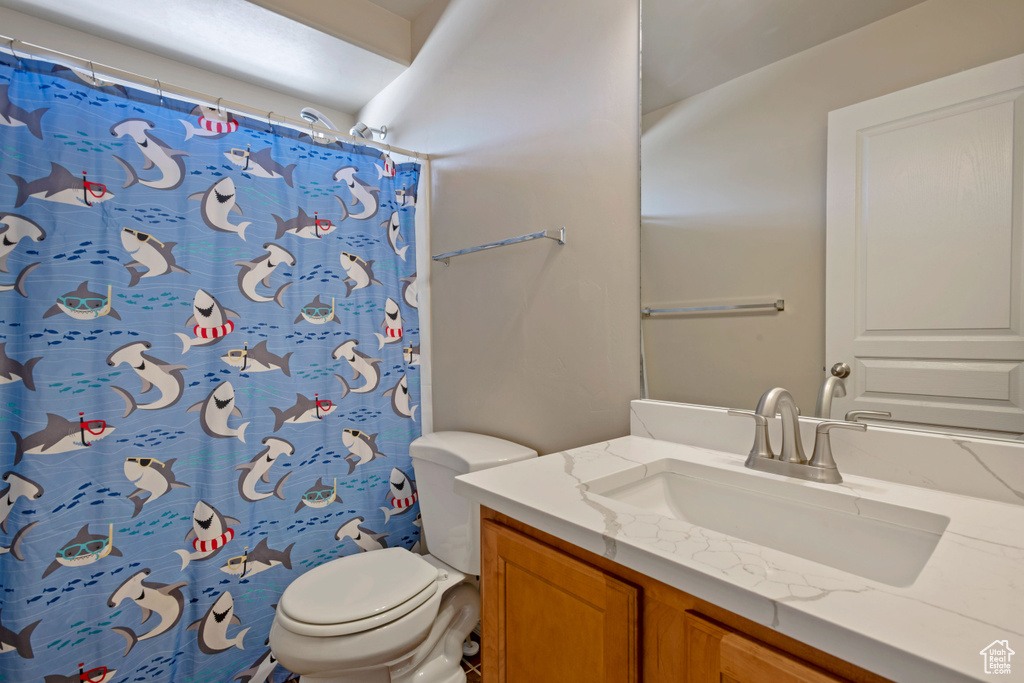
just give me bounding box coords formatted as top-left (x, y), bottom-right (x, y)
top-left (0, 55), bottom-right (421, 683)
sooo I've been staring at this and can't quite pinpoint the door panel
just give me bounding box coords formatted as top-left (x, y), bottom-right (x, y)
top-left (826, 53), bottom-right (1024, 433)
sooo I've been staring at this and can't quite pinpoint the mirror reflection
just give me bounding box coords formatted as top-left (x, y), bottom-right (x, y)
top-left (640, 0), bottom-right (1024, 440)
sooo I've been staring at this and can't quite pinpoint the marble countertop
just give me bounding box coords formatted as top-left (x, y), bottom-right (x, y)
top-left (454, 434), bottom-right (1024, 682)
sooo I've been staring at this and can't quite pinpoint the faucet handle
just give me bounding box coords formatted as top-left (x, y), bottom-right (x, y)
top-left (845, 410), bottom-right (891, 423)
top-left (808, 420), bottom-right (867, 477)
top-left (727, 409), bottom-right (773, 462)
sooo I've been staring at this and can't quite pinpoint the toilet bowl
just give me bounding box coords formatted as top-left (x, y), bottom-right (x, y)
top-left (271, 549), bottom-right (478, 683)
top-left (270, 432), bottom-right (537, 682)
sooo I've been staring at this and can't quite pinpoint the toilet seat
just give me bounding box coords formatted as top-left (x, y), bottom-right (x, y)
top-left (277, 548), bottom-right (441, 637)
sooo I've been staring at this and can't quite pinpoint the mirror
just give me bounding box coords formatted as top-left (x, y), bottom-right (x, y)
top-left (639, 0), bottom-right (1024, 440)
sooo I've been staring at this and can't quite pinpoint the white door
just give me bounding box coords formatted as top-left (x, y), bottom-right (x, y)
top-left (826, 53), bottom-right (1024, 434)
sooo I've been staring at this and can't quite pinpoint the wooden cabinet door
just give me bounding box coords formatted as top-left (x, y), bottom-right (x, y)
top-left (481, 520), bottom-right (638, 683)
top-left (687, 612), bottom-right (849, 683)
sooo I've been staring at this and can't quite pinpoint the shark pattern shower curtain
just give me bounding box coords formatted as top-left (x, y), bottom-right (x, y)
top-left (0, 53), bottom-right (422, 683)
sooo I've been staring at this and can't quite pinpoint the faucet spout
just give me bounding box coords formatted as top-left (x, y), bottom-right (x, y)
top-left (755, 387), bottom-right (806, 464)
top-left (815, 376), bottom-right (847, 418)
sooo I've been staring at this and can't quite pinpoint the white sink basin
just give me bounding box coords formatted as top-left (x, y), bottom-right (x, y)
top-left (586, 458), bottom-right (949, 587)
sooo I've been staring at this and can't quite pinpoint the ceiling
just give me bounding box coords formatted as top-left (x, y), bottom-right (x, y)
top-left (0, 0), bottom-right (435, 115)
top-left (642, 0), bottom-right (928, 114)
top-left (368, 0), bottom-right (436, 21)
top-left (1, 0), bottom-right (929, 117)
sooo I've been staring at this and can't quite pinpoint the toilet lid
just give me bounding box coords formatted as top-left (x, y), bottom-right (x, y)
top-left (279, 548), bottom-right (439, 625)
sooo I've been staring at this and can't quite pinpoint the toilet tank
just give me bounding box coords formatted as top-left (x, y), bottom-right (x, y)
top-left (410, 431), bottom-right (536, 575)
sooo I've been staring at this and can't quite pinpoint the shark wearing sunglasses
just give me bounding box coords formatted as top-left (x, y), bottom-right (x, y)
top-left (341, 428), bottom-right (387, 476)
top-left (123, 456), bottom-right (190, 518)
top-left (43, 282), bottom-right (121, 320)
top-left (339, 251), bottom-right (382, 298)
top-left (119, 227), bottom-right (189, 287)
top-left (41, 523), bottom-right (121, 578)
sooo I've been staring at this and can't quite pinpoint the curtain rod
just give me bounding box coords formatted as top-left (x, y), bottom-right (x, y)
top-left (0, 35), bottom-right (428, 161)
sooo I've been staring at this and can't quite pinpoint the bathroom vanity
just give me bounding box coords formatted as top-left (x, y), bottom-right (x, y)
top-left (479, 509), bottom-right (884, 682)
top-left (454, 400), bottom-right (1024, 682)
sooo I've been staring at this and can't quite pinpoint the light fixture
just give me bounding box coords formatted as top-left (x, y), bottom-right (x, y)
top-left (349, 122), bottom-right (387, 141)
top-left (300, 107), bottom-right (338, 144)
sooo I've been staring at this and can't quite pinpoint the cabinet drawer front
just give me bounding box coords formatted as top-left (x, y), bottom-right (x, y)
top-left (687, 612), bottom-right (849, 683)
top-left (482, 520), bottom-right (639, 683)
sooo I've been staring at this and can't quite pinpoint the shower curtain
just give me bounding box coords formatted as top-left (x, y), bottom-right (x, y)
top-left (0, 53), bottom-right (422, 683)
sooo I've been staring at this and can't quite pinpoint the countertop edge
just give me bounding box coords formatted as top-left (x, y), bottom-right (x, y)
top-left (455, 476), bottom-right (974, 683)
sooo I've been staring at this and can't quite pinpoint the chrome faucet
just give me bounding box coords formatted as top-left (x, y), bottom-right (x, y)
top-left (755, 387), bottom-right (806, 463)
top-left (730, 386), bottom-right (866, 484)
top-left (814, 362), bottom-right (850, 418)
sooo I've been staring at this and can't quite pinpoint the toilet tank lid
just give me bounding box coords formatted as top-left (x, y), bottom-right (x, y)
top-left (410, 431), bottom-right (537, 473)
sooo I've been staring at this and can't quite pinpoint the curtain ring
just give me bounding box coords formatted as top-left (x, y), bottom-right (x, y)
top-left (266, 111), bottom-right (275, 133)
top-left (7, 39), bottom-right (22, 65)
top-left (216, 97), bottom-right (224, 117)
top-left (155, 78), bottom-right (163, 103)
top-left (89, 60), bottom-right (97, 82)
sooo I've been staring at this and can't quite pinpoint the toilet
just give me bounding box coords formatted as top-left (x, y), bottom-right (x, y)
top-left (270, 431), bottom-right (537, 683)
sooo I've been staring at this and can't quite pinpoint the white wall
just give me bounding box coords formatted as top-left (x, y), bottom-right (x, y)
top-left (361, 0), bottom-right (641, 454)
top-left (0, 7), bottom-right (355, 130)
top-left (641, 0), bottom-right (1024, 414)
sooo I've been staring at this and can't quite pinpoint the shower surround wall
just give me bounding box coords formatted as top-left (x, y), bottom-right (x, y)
top-left (0, 56), bottom-right (422, 683)
top-left (358, 0), bottom-right (642, 455)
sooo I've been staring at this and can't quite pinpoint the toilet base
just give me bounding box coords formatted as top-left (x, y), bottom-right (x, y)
top-left (295, 583), bottom-right (479, 683)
